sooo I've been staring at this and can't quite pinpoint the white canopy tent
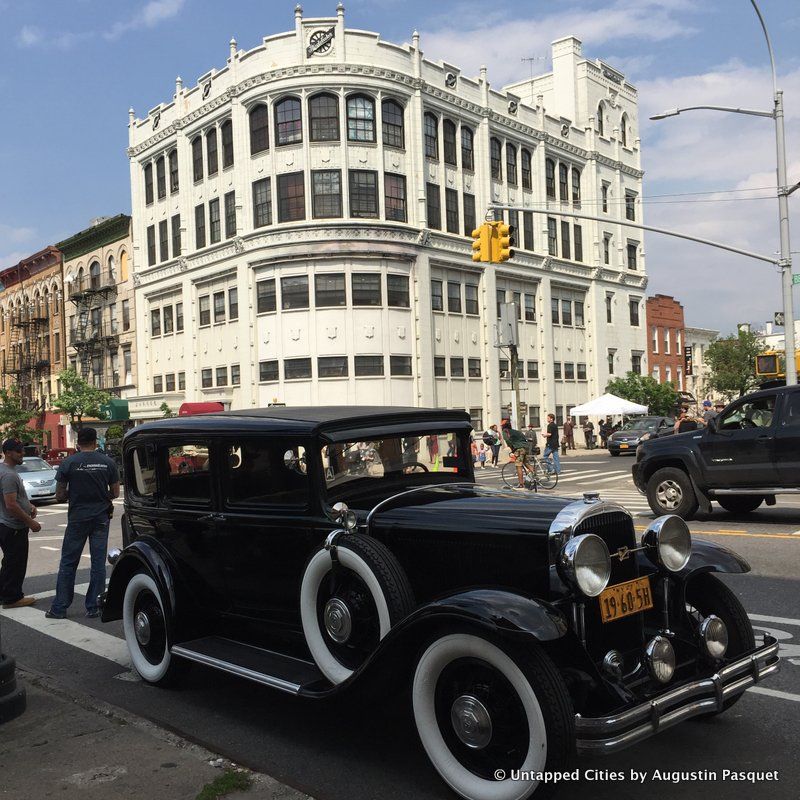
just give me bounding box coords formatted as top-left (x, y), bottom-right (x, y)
top-left (569, 393), bottom-right (649, 417)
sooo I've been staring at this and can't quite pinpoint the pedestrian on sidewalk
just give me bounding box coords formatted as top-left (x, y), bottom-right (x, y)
top-left (0, 439), bottom-right (41, 609)
top-left (484, 424), bottom-right (501, 467)
top-left (563, 417), bottom-right (576, 450)
top-left (542, 414), bottom-right (562, 474)
top-left (46, 427), bottom-right (120, 620)
top-left (583, 419), bottom-right (595, 449)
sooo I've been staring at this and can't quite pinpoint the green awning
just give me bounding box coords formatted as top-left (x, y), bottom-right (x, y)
top-left (101, 398), bottom-right (130, 421)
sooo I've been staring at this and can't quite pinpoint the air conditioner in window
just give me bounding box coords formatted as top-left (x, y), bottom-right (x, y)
top-left (500, 370), bottom-right (511, 379)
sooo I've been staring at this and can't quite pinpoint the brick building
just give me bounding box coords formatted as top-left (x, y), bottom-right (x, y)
top-left (646, 294), bottom-right (686, 390)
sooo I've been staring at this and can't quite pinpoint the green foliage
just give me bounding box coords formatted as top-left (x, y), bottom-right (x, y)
top-left (196, 769), bottom-right (252, 800)
top-left (703, 331), bottom-right (762, 399)
top-left (105, 424), bottom-right (125, 441)
top-left (53, 368), bottom-right (111, 426)
top-left (160, 401), bottom-right (176, 418)
top-left (605, 373), bottom-right (677, 417)
top-left (0, 385), bottom-right (43, 444)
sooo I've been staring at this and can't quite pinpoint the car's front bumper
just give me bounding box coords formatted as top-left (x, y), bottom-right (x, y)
top-left (575, 634), bottom-right (779, 755)
top-left (631, 461), bottom-right (646, 493)
top-left (609, 440), bottom-right (638, 454)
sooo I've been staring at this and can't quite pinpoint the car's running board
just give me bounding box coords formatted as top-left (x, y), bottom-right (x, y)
top-left (171, 636), bottom-right (325, 694)
top-left (710, 488), bottom-right (800, 495)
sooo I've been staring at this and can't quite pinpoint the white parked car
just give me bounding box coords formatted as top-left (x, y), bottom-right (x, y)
top-left (15, 457), bottom-right (58, 503)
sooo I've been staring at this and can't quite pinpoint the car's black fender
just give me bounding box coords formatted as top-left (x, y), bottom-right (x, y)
top-left (299, 588), bottom-right (569, 698)
top-left (100, 538), bottom-right (177, 623)
top-left (633, 539), bottom-right (750, 584)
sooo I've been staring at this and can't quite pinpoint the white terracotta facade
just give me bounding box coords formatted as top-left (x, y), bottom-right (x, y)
top-left (127, 6), bottom-right (648, 428)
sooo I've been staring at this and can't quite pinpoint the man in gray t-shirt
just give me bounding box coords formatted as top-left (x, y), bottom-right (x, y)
top-left (0, 439), bottom-right (41, 609)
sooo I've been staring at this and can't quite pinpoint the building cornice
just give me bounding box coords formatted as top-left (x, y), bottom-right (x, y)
top-left (56, 215), bottom-right (131, 262)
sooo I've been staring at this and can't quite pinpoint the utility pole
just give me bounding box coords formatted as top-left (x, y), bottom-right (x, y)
top-left (498, 302), bottom-right (521, 428)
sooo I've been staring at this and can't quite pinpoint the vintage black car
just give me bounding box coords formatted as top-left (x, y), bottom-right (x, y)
top-left (101, 407), bottom-right (778, 800)
top-left (0, 619), bottom-right (26, 725)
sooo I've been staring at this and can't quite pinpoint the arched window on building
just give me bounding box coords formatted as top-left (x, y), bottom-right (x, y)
top-left (120, 251), bottom-right (129, 282)
top-left (191, 136), bottom-right (203, 182)
top-left (108, 255), bottom-right (116, 283)
top-left (206, 128), bottom-right (218, 175)
top-left (90, 260), bottom-right (101, 290)
top-left (381, 99), bottom-right (404, 148)
top-left (571, 167), bottom-right (581, 205)
top-left (156, 156), bottom-right (166, 199)
top-left (275, 96), bottom-right (303, 145)
top-left (545, 158), bottom-right (556, 199)
top-left (597, 103), bottom-right (604, 137)
top-left (558, 163), bottom-right (569, 201)
top-left (76, 267), bottom-right (85, 293)
top-left (506, 144), bottom-right (517, 186)
top-left (461, 126), bottom-right (474, 171)
top-left (168, 149), bottom-right (179, 193)
top-left (490, 138), bottom-right (502, 180)
top-left (309, 93), bottom-right (339, 142)
top-left (221, 119), bottom-right (234, 168)
top-left (424, 113), bottom-right (438, 160)
top-left (443, 119), bottom-right (457, 166)
top-left (249, 104), bottom-right (270, 154)
top-left (521, 148), bottom-right (532, 189)
top-left (620, 113), bottom-right (628, 147)
top-left (346, 94), bottom-right (375, 142)
top-left (143, 162), bottom-right (153, 204)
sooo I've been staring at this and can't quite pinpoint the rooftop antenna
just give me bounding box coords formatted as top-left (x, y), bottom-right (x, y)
top-left (521, 55), bottom-right (546, 103)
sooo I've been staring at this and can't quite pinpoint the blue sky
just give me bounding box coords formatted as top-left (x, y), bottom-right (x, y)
top-left (2, 0), bottom-right (799, 334)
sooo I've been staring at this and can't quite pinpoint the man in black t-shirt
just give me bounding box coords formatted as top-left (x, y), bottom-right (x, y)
top-left (542, 414), bottom-right (561, 474)
top-left (47, 427), bottom-right (120, 619)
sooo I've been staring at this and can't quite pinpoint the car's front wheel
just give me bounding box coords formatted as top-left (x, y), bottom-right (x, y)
top-left (122, 572), bottom-right (187, 686)
top-left (301, 534), bottom-right (414, 685)
top-left (412, 633), bottom-right (573, 800)
top-left (646, 467), bottom-right (698, 519)
top-left (717, 495), bottom-right (764, 514)
top-left (685, 573), bottom-right (755, 715)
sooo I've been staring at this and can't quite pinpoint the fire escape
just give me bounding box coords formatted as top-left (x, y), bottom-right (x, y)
top-left (3, 299), bottom-right (51, 410)
top-left (69, 271), bottom-right (119, 394)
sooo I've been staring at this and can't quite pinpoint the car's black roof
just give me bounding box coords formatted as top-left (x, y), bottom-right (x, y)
top-left (125, 406), bottom-right (472, 441)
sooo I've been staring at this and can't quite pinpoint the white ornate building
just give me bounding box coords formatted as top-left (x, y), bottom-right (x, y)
top-left (128, 5), bottom-right (648, 429)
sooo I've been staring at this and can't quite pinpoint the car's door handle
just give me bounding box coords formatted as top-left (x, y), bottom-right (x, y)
top-left (756, 434), bottom-right (773, 441)
top-left (198, 513), bottom-right (227, 523)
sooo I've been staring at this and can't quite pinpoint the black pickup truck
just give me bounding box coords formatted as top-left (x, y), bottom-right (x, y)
top-left (633, 385), bottom-right (800, 518)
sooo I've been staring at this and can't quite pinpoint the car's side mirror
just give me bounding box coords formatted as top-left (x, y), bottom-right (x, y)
top-left (332, 501), bottom-right (357, 531)
top-left (706, 417), bottom-right (717, 434)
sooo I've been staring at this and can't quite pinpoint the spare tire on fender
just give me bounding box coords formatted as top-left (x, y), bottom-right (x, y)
top-left (300, 534), bottom-right (415, 685)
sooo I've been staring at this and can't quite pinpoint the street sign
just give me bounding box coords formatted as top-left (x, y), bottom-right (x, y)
top-left (793, 274), bottom-right (800, 285)
top-left (684, 345), bottom-right (693, 376)
top-left (775, 312), bottom-right (785, 327)
top-left (497, 302), bottom-right (519, 346)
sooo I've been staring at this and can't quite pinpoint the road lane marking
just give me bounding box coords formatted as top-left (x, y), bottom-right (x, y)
top-left (40, 546), bottom-right (60, 551)
top-left (749, 613), bottom-right (800, 627)
top-left (632, 526), bottom-right (800, 540)
top-left (30, 535), bottom-right (66, 542)
top-left (748, 687), bottom-right (800, 703)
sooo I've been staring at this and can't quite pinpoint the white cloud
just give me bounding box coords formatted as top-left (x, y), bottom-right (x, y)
top-left (0, 225), bottom-right (37, 271)
top-left (104, 0), bottom-right (187, 41)
top-left (17, 25), bottom-right (43, 48)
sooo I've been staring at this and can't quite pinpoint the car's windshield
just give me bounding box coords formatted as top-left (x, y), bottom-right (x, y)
top-left (16, 458), bottom-right (52, 473)
top-left (622, 419), bottom-right (658, 432)
top-left (322, 431), bottom-right (467, 494)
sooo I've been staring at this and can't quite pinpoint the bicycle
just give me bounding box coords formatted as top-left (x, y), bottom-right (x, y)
top-left (501, 448), bottom-right (559, 490)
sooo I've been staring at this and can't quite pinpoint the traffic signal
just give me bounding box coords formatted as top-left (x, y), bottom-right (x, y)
top-left (493, 221), bottom-right (514, 263)
top-left (471, 224), bottom-right (491, 263)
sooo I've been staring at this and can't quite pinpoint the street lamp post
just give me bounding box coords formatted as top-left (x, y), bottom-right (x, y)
top-left (650, 0), bottom-right (797, 385)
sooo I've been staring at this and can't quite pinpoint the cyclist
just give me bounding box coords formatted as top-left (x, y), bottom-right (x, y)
top-left (542, 414), bottom-right (562, 475)
top-left (501, 420), bottom-right (530, 489)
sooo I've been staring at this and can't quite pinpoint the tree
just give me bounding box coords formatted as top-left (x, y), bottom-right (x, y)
top-left (605, 373), bottom-right (677, 417)
top-left (703, 331), bottom-right (762, 399)
top-left (0, 385), bottom-right (43, 444)
top-left (53, 368), bottom-right (110, 428)
top-left (160, 401), bottom-right (176, 418)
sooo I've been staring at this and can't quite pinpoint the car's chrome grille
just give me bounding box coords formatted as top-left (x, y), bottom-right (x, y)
top-left (574, 510), bottom-right (642, 660)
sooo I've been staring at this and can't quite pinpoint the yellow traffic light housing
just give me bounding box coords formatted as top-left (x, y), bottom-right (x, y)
top-left (493, 221), bottom-right (514, 263)
top-left (471, 224), bottom-right (491, 263)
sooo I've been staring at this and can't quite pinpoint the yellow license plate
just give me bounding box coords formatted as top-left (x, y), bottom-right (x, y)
top-left (599, 576), bottom-right (654, 623)
top-left (619, 443), bottom-right (629, 449)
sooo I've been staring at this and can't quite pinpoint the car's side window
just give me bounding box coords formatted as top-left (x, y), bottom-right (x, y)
top-left (718, 396), bottom-right (776, 431)
top-left (165, 443), bottom-right (211, 505)
top-left (130, 446), bottom-right (157, 499)
top-left (224, 440), bottom-right (308, 507)
top-left (782, 393), bottom-right (800, 427)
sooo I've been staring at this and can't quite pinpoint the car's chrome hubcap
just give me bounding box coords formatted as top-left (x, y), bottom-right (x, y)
top-left (450, 694), bottom-right (493, 750)
top-left (323, 598), bottom-right (352, 643)
top-left (134, 610), bottom-right (151, 646)
top-left (656, 480), bottom-right (682, 509)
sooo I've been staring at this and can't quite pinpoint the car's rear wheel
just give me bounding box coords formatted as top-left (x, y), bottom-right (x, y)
top-left (300, 534), bottom-right (414, 684)
top-left (717, 496), bottom-right (764, 514)
top-left (122, 572), bottom-right (187, 686)
top-left (684, 573), bottom-right (755, 715)
top-left (646, 467), bottom-right (698, 519)
top-left (412, 633), bottom-right (573, 800)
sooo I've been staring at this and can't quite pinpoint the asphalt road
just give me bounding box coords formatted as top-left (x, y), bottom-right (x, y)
top-left (3, 455), bottom-right (799, 800)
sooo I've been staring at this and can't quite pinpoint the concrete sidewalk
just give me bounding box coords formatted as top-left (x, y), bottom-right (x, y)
top-left (0, 669), bottom-right (313, 800)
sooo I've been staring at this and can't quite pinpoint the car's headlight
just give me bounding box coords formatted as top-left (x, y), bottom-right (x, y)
top-left (639, 432), bottom-right (651, 441)
top-left (557, 533), bottom-right (612, 597)
top-left (642, 515), bottom-right (692, 572)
